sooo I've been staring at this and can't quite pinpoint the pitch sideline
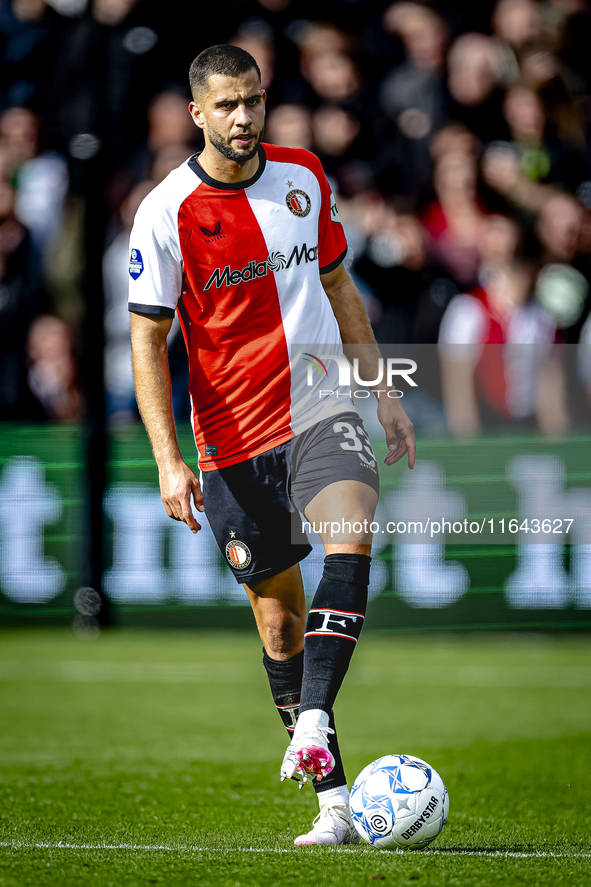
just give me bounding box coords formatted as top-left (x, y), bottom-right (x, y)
top-left (1, 841), bottom-right (589, 858)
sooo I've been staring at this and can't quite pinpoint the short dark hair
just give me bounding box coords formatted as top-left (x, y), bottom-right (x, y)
top-left (189, 45), bottom-right (261, 100)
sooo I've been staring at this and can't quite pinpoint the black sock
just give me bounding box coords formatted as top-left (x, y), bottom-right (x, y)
top-left (262, 648), bottom-right (347, 794)
top-left (262, 648), bottom-right (302, 737)
top-left (299, 553), bottom-right (370, 715)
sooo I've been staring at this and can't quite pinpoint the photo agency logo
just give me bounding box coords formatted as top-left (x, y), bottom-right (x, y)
top-left (301, 352), bottom-right (418, 398)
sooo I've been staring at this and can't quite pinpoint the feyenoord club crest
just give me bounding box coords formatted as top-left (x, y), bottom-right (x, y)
top-left (286, 189), bottom-right (311, 218)
top-left (225, 539), bottom-right (252, 570)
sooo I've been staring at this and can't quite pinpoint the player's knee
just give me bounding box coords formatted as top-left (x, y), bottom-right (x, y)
top-left (351, 508), bottom-right (375, 544)
top-left (263, 612), bottom-right (305, 658)
top-left (328, 507), bottom-right (376, 545)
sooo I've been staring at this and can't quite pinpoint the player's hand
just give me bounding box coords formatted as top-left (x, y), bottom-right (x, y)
top-left (377, 397), bottom-right (416, 469)
top-left (158, 459), bottom-right (204, 533)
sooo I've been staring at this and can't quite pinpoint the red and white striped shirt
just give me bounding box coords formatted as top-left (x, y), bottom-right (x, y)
top-left (128, 143), bottom-right (353, 470)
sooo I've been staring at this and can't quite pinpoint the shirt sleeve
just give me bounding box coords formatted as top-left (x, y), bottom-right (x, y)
top-left (309, 155), bottom-right (347, 274)
top-left (127, 188), bottom-right (184, 318)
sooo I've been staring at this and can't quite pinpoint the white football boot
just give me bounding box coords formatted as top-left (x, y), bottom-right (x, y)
top-left (280, 710), bottom-right (335, 786)
top-left (294, 804), bottom-right (360, 846)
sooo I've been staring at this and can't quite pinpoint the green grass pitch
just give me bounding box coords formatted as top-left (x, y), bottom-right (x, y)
top-left (0, 628), bottom-right (589, 887)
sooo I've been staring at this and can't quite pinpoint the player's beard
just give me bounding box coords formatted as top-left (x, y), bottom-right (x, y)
top-left (206, 121), bottom-right (263, 164)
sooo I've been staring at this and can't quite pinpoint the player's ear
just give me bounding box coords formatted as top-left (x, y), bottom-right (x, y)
top-left (189, 101), bottom-right (205, 131)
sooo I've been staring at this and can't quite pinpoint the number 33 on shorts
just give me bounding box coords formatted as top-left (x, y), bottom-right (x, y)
top-left (333, 421), bottom-right (377, 469)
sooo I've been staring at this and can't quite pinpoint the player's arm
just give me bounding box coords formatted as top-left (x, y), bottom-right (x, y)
top-left (130, 311), bottom-right (203, 532)
top-left (320, 261), bottom-right (416, 468)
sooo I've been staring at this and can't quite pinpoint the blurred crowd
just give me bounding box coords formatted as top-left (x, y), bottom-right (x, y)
top-left (2, 0), bottom-right (591, 435)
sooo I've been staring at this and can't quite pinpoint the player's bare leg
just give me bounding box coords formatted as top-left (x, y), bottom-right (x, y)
top-left (244, 565), bottom-right (306, 661)
top-left (305, 479), bottom-right (378, 552)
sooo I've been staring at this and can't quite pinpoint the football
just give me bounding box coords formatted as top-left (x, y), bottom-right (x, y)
top-left (349, 754), bottom-right (449, 849)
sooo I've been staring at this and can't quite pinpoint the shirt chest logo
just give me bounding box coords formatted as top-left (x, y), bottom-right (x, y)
top-left (286, 188), bottom-right (311, 218)
top-left (203, 242), bottom-right (318, 290)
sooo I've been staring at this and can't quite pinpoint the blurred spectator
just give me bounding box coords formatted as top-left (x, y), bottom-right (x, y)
top-left (481, 139), bottom-right (549, 214)
top-left (146, 91), bottom-right (194, 153)
top-left (447, 33), bottom-right (499, 107)
top-left (421, 150), bottom-right (484, 289)
top-left (502, 86), bottom-right (553, 181)
top-left (376, 2), bottom-right (448, 199)
top-left (351, 193), bottom-right (457, 344)
top-left (130, 90), bottom-right (197, 184)
top-left (353, 198), bottom-right (416, 342)
top-left (538, 78), bottom-right (587, 191)
top-left (505, 70), bottom-right (588, 190)
top-left (266, 103), bottom-right (312, 150)
top-left (297, 22), bottom-right (350, 83)
top-left (491, 0), bottom-right (543, 89)
top-left (519, 45), bottom-right (560, 91)
top-left (26, 313), bottom-right (82, 421)
top-left (0, 104), bottom-right (37, 170)
top-left (0, 106), bottom-right (69, 261)
top-left (560, 0), bottom-right (591, 94)
top-left (231, 20), bottom-right (275, 93)
top-left (150, 142), bottom-right (194, 184)
top-left (438, 212), bottom-right (567, 436)
top-left (536, 190), bottom-right (583, 263)
top-left (295, 21), bottom-right (364, 114)
top-left (446, 32), bottom-right (510, 145)
top-left (430, 122), bottom-right (479, 162)
top-left (488, 0), bottom-right (589, 177)
top-left (313, 104), bottom-right (359, 157)
top-left (534, 191), bottom-right (589, 338)
top-left (0, 0), bottom-right (63, 112)
top-left (50, 0), bottom-right (169, 177)
top-left (312, 104), bottom-right (362, 182)
top-left (15, 144), bottom-right (68, 255)
top-left (488, 84), bottom-right (586, 202)
top-left (293, 20), bottom-right (372, 191)
top-left (382, 2), bottom-right (447, 70)
top-left (492, 0), bottom-right (541, 52)
top-left (305, 50), bottom-right (360, 105)
top-left (0, 165), bottom-right (48, 419)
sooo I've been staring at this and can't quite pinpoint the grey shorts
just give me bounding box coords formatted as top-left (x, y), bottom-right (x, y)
top-left (202, 411), bottom-right (380, 584)
top-left (290, 411), bottom-right (380, 512)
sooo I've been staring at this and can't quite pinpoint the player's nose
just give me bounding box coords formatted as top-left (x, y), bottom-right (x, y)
top-left (234, 102), bottom-right (252, 126)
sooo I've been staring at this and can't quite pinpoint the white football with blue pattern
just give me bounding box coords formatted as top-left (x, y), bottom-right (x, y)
top-left (349, 754), bottom-right (449, 849)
